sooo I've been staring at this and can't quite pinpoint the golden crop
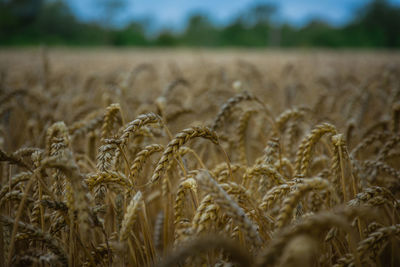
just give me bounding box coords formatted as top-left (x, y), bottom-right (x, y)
top-left (0, 49), bottom-right (399, 266)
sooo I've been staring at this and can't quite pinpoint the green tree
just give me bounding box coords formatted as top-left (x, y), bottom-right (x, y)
top-left (182, 14), bottom-right (219, 46)
top-left (155, 31), bottom-right (178, 46)
top-left (351, 0), bottom-right (400, 47)
top-left (111, 22), bottom-right (148, 46)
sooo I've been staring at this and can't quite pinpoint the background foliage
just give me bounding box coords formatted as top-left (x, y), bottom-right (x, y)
top-left (1, 0), bottom-right (400, 47)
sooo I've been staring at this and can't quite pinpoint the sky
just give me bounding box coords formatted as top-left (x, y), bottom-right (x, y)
top-left (66, 0), bottom-right (400, 31)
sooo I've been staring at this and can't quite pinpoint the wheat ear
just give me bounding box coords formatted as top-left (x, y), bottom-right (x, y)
top-left (276, 177), bottom-right (331, 229)
top-left (120, 191), bottom-right (143, 241)
top-left (195, 170), bottom-right (262, 247)
top-left (295, 123), bottom-right (337, 176)
top-left (130, 144), bottom-right (164, 180)
top-left (151, 127), bottom-right (219, 183)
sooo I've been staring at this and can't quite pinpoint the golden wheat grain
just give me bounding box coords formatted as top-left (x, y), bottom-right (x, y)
top-left (0, 215), bottom-right (68, 266)
top-left (130, 144), bottom-right (164, 180)
top-left (243, 164), bottom-right (286, 192)
top-left (120, 113), bottom-right (162, 146)
top-left (259, 184), bottom-right (291, 212)
top-left (120, 191), bottom-right (142, 241)
top-left (211, 91), bottom-right (255, 131)
top-left (237, 109), bottom-right (257, 165)
top-left (276, 177), bottom-right (332, 228)
top-left (158, 235), bottom-right (252, 267)
top-left (0, 149), bottom-right (32, 171)
top-left (257, 208), bottom-right (365, 267)
top-left (275, 107), bottom-right (305, 132)
top-left (335, 224), bottom-right (400, 266)
top-left (174, 177), bottom-right (197, 227)
top-left (195, 170), bottom-right (262, 247)
top-left (295, 123), bottom-right (337, 176)
top-left (151, 127), bottom-right (219, 183)
top-left (101, 103), bottom-right (121, 141)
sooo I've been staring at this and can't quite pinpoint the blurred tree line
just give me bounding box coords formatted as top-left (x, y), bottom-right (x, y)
top-left (1, 0), bottom-right (400, 47)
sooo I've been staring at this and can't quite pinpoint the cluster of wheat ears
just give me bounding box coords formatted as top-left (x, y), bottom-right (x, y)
top-left (0, 51), bottom-right (399, 266)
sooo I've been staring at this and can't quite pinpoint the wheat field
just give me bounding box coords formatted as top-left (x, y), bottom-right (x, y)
top-left (0, 49), bottom-right (400, 266)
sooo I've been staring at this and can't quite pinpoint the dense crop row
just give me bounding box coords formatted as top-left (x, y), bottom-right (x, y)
top-left (0, 50), bottom-right (399, 266)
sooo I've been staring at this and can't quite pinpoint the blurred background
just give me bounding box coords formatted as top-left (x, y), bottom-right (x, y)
top-left (1, 0), bottom-right (400, 48)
